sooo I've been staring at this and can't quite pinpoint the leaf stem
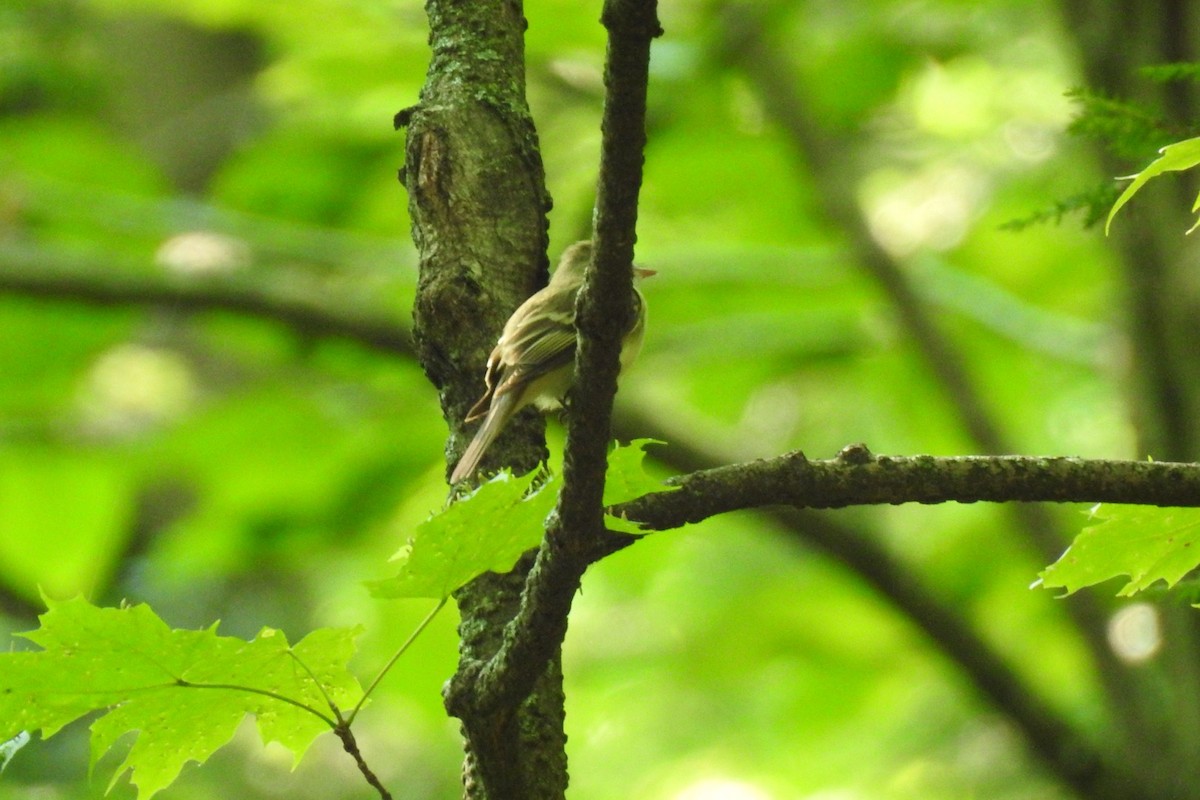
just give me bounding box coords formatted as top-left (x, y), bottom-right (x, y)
top-left (348, 598), bottom-right (447, 725)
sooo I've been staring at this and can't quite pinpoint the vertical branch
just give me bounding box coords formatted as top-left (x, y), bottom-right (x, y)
top-left (401, 0), bottom-right (561, 797)
top-left (412, 0), bottom-right (661, 796)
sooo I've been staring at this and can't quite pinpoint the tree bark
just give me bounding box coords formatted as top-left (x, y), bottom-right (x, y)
top-left (400, 0), bottom-right (562, 796)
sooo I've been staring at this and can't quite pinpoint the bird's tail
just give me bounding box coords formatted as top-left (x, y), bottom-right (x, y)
top-left (450, 391), bottom-right (519, 484)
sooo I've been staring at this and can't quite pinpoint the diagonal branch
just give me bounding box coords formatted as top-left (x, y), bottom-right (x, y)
top-left (605, 437), bottom-right (1191, 800)
top-left (608, 403), bottom-right (1107, 768)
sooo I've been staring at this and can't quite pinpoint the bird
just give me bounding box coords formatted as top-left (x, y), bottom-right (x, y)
top-left (449, 240), bottom-right (652, 484)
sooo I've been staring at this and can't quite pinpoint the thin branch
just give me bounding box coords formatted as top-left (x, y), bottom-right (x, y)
top-left (601, 431), bottom-right (1176, 799)
top-left (617, 447), bottom-right (1200, 529)
top-left (0, 245), bottom-right (412, 357)
top-left (333, 725), bottom-right (394, 800)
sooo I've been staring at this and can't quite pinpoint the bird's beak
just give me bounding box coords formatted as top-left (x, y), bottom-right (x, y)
top-left (634, 266), bottom-right (657, 279)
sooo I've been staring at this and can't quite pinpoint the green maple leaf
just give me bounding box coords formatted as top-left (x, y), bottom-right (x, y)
top-left (368, 468), bottom-right (556, 600)
top-left (1106, 136), bottom-right (1200, 234)
top-left (0, 596), bottom-right (362, 798)
top-left (603, 438), bottom-right (674, 533)
top-left (370, 439), bottom-right (675, 599)
top-left (1039, 505), bottom-right (1200, 596)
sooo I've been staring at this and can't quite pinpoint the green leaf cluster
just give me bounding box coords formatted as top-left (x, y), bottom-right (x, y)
top-left (0, 440), bottom-right (668, 794)
top-left (0, 596), bottom-right (362, 799)
top-left (370, 439), bottom-right (673, 600)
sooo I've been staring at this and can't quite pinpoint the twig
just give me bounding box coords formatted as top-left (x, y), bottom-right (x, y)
top-left (334, 725), bottom-right (393, 800)
top-left (604, 420), bottom-right (1149, 800)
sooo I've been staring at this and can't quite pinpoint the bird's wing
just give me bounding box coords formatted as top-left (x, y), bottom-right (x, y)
top-left (501, 291), bottom-right (578, 373)
top-left (513, 320), bottom-right (576, 370)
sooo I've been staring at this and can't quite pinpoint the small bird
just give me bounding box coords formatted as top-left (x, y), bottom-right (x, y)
top-left (450, 240), bottom-right (652, 484)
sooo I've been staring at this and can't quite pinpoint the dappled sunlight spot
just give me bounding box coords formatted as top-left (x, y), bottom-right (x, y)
top-left (886, 758), bottom-right (962, 797)
top-left (1107, 602), bottom-right (1161, 664)
top-left (671, 776), bottom-right (775, 800)
top-left (954, 718), bottom-right (1022, 777)
top-left (862, 165), bottom-right (989, 258)
top-left (156, 230), bottom-right (250, 275)
top-left (905, 51), bottom-right (1071, 144)
top-left (736, 381), bottom-right (803, 447)
top-left (910, 57), bottom-right (1001, 139)
top-left (1003, 119), bottom-right (1058, 163)
top-left (1044, 387), bottom-right (1135, 457)
top-left (76, 344), bottom-right (196, 438)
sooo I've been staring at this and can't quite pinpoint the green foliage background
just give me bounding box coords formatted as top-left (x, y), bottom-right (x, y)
top-left (0, 0), bottom-right (1175, 798)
